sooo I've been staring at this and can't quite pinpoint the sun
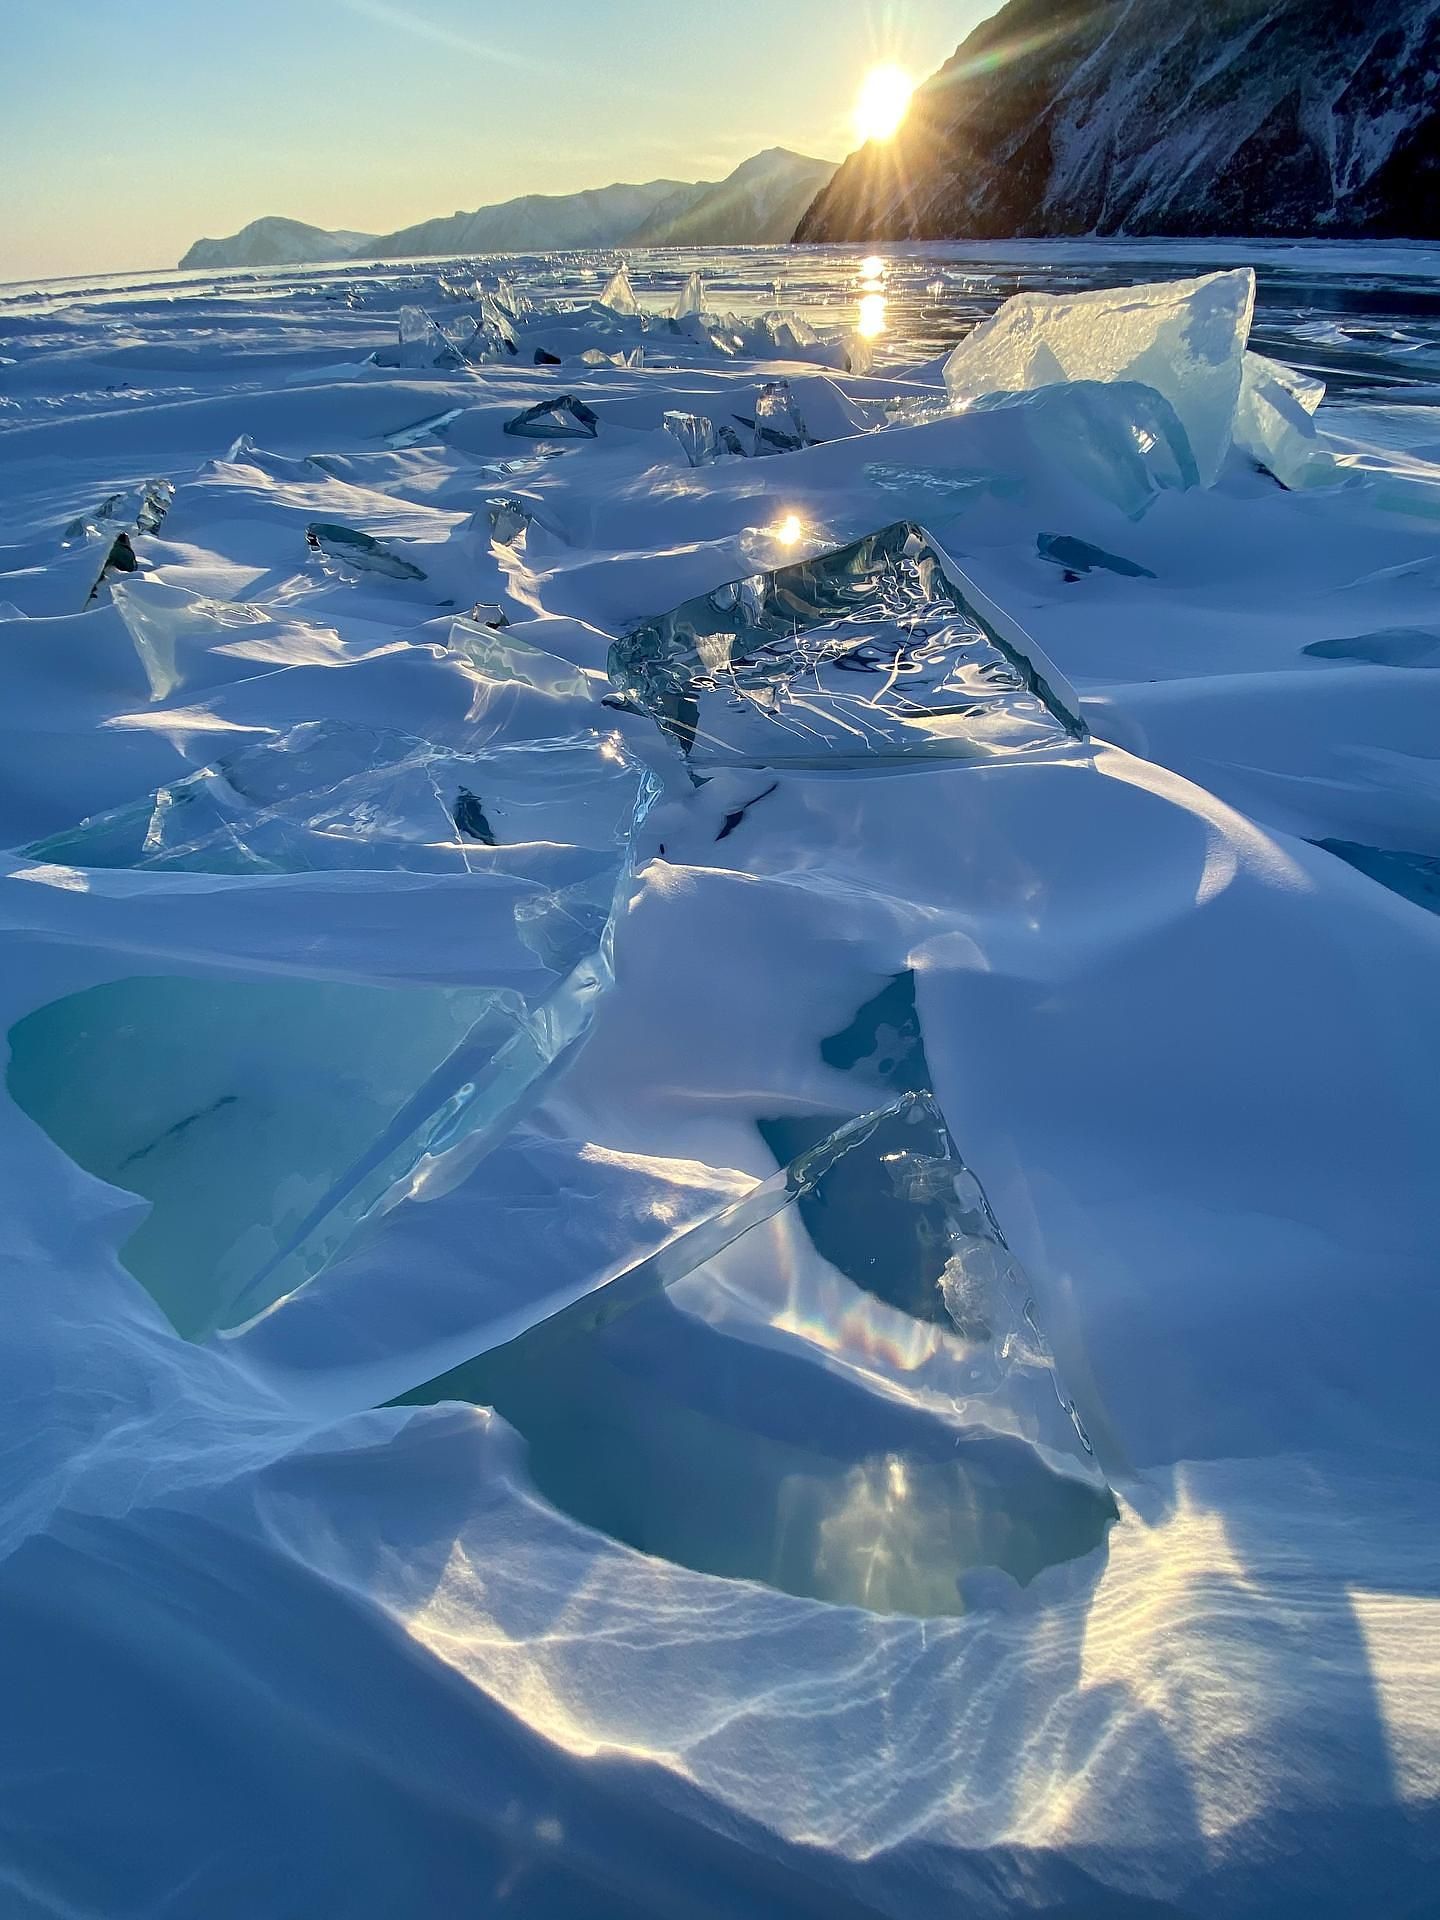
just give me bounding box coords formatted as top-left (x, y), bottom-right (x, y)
top-left (853, 64), bottom-right (914, 144)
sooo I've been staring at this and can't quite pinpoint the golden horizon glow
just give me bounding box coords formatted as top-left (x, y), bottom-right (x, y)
top-left (853, 65), bottom-right (914, 145)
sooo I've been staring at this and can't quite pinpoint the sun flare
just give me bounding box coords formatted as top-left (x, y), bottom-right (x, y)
top-left (853, 64), bottom-right (914, 144)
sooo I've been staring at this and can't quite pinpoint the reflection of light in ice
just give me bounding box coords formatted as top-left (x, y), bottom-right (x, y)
top-left (405, 1536), bottom-right (670, 1764)
top-left (857, 293), bottom-right (887, 340)
top-left (860, 254), bottom-right (886, 283)
top-left (810, 1452), bottom-right (977, 1616)
top-left (693, 1213), bottom-right (1012, 1421)
top-left (737, 516), bottom-right (837, 569)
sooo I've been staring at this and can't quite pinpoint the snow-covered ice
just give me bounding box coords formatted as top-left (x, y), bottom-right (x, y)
top-left (0, 243), bottom-right (1438, 1918)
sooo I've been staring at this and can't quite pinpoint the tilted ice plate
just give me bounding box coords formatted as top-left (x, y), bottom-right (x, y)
top-left (607, 521), bottom-right (1087, 770)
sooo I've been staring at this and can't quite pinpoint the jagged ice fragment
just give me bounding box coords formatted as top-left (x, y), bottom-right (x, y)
top-left (943, 269), bottom-right (1256, 488)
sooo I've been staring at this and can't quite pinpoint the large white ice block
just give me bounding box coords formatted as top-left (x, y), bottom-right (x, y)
top-left (1234, 350), bottom-right (1339, 490)
top-left (943, 269), bottom-right (1256, 488)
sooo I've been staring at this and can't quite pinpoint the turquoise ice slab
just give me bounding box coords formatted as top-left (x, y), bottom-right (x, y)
top-left (27, 722), bottom-right (652, 910)
top-left (11, 725), bottom-right (657, 1338)
top-left (608, 521), bottom-right (1087, 769)
top-left (7, 974), bottom-right (504, 1339)
top-left (305, 522), bottom-right (427, 580)
top-left (397, 1094), bottom-right (1112, 1617)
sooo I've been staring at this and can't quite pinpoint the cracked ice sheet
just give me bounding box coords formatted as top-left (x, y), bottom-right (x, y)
top-left (0, 256), bottom-right (1438, 1920)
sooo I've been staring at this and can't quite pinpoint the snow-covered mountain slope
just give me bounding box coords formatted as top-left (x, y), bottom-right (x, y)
top-left (797, 0), bottom-right (1440, 242)
top-left (627, 149), bottom-right (837, 246)
top-left (180, 217), bottom-right (376, 270)
top-left (356, 178), bottom-right (712, 260)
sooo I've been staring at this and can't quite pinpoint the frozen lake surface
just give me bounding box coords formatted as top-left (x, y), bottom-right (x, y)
top-left (1, 242), bottom-right (1437, 1918)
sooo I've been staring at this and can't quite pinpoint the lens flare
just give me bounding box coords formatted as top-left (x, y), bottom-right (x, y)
top-left (853, 65), bottom-right (914, 144)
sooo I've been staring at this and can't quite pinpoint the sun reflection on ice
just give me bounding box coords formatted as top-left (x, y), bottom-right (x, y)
top-left (857, 293), bottom-right (888, 340)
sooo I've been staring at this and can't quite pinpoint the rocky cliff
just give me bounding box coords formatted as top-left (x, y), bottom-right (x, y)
top-left (796, 0), bottom-right (1440, 241)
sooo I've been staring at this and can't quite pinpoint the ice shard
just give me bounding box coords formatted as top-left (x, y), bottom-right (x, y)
top-left (444, 301), bottom-right (520, 366)
top-left (444, 620), bottom-right (592, 704)
top-left (494, 275), bottom-right (534, 322)
top-left (608, 521), bottom-right (1086, 768)
top-left (64, 477), bottom-right (177, 604)
top-left (62, 477), bottom-right (174, 547)
top-left (966, 380), bottom-right (1200, 518)
top-left (435, 272), bottom-right (483, 304)
top-left (503, 395), bottom-right (599, 440)
top-left (102, 533), bottom-right (136, 574)
top-left (394, 1092), bottom-right (1112, 1616)
top-left (8, 974), bottom-right (510, 1340)
top-left (26, 722), bottom-right (650, 881)
top-left (107, 578), bottom-right (272, 701)
top-left (747, 378), bottom-right (810, 456)
top-left (483, 496), bottom-right (531, 544)
top-left (672, 271), bottom-right (704, 321)
top-left (305, 522), bottom-right (427, 580)
top-left (841, 324), bottom-right (875, 375)
top-left (13, 727), bottom-right (657, 1338)
top-left (463, 603), bottom-right (509, 630)
top-left (599, 265), bottom-right (640, 318)
top-left (383, 405), bottom-right (466, 450)
top-left (394, 305), bottom-right (466, 370)
top-left (662, 410), bottom-right (745, 467)
top-left (758, 309), bottom-right (820, 354)
top-left (473, 293), bottom-right (520, 359)
top-left (1234, 350), bottom-right (1339, 490)
top-left (943, 269), bottom-right (1255, 488)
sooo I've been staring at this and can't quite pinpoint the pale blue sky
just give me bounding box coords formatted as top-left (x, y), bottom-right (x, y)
top-left (0, 0), bottom-right (998, 283)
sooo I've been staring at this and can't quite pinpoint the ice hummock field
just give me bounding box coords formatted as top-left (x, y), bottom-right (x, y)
top-left (1, 241), bottom-right (1439, 1918)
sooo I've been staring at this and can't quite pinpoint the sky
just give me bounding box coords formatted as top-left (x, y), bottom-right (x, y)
top-left (0, 0), bottom-right (1000, 284)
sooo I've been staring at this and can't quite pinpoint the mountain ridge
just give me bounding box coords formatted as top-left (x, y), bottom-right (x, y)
top-left (178, 151), bottom-right (837, 269)
top-left (356, 177), bottom-right (707, 260)
top-left (181, 217), bottom-right (376, 270)
top-left (627, 149), bottom-right (837, 246)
